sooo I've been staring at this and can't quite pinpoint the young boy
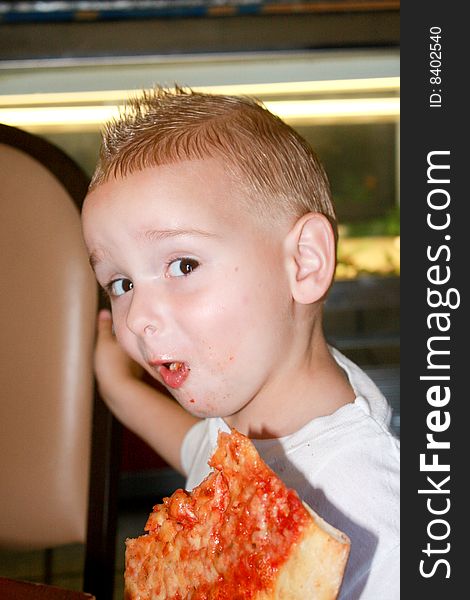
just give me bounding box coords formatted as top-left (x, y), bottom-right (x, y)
top-left (81, 87), bottom-right (399, 599)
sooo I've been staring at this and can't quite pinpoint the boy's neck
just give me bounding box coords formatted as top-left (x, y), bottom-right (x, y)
top-left (225, 326), bottom-right (356, 440)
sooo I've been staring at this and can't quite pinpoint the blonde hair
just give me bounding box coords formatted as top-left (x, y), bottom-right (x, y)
top-left (91, 85), bottom-right (337, 239)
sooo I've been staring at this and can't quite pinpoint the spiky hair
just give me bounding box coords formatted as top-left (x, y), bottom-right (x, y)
top-left (90, 85), bottom-right (337, 238)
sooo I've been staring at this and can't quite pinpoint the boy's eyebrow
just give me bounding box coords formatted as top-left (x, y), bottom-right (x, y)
top-left (88, 253), bottom-right (104, 271)
top-left (138, 228), bottom-right (219, 242)
top-left (88, 228), bottom-right (219, 270)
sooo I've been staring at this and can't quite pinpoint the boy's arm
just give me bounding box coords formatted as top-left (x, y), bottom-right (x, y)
top-left (94, 309), bottom-right (199, 474)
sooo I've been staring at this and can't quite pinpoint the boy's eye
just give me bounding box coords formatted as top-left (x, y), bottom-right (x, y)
top-left (108, 278), bottom-right (133, 297)
top-left (168, 258), bottom-right (200, 277)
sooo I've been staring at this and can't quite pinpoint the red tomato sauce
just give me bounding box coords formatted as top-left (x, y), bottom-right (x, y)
top-left (125, 430), bottom-right (311, 599)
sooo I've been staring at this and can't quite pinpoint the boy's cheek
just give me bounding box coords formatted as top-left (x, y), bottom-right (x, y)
top-left (111, 321), bottom-right (141, 363)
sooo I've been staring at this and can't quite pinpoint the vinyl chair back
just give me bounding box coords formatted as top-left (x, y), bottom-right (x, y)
top-left (0, 124), bottom-right (120, 599)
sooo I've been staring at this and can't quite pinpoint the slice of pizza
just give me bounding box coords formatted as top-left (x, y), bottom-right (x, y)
top-left (125, 429), bottom-right (350, 599)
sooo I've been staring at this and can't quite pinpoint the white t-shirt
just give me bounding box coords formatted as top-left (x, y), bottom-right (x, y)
top-left (181, 348), bottom-right (400, 600)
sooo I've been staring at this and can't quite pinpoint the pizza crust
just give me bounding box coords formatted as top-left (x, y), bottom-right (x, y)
top-left (265, 504), bottom-right (350, 599)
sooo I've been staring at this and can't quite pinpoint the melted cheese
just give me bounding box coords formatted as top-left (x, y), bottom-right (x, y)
top-left (125, 430), bottom-right (310, 600)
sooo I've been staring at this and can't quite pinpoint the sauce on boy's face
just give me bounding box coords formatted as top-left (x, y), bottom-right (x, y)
top-left (82, 159), bottom-right (296, 421)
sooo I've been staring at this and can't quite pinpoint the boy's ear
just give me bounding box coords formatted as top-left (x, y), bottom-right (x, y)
top-left (284, 212), bottom-right (336, 304)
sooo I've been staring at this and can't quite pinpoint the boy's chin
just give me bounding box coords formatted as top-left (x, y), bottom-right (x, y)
top-left (176, 396), bottom-right (239, 420)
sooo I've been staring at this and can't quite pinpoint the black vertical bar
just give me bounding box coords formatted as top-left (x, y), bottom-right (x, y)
top-left (43, 548), bottom-right (53, 585)
top-left (401, 3), bottom-right (466, 598)
top-left (83, 386), bottom-right (122, 600)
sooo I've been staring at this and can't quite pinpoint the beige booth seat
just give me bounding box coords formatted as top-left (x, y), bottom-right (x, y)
top-left (0, 124), bottom-right (119, 600)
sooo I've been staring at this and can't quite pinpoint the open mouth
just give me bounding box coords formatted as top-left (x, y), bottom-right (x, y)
top-left (158, 361), bottom-right (190, 389)
top-left (165, 361), bottom-right (185, 372)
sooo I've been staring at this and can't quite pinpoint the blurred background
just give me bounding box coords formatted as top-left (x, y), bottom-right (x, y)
top-left (0, 1), bottom-right (399, 596)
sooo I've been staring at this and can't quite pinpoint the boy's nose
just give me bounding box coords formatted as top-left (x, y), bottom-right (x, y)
top-left (126, 287), bottom-right (161, 338)
top-left (144, 324), bottom-right (157, 336)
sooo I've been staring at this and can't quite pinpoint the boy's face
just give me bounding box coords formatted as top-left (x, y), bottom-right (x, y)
top-left (82, 159), bottom-right (295, 420)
